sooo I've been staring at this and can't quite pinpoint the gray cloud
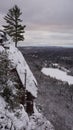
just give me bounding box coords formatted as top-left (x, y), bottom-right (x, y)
top-left (0, 0), bottom-right (73, 30)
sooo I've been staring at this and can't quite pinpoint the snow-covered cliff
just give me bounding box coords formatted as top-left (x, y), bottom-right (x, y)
top-left (0, 44), bottom-right (54, 130)
top-left (8, 44), bottom-right (37, 98)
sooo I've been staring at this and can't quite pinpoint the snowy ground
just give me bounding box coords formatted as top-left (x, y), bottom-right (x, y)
top-left (0, 96), bottom-right (29, 130)
top-left (7, 44), bottom-right (37, 97)
top-left (0, 45), bottom-right (5, 52)
top-left (41, 67), bottom-right (73, 85)
top-left (0, 44), bottom-right (54, 130)
top-left (0, 95), bottom-right (54, 130)
top-left (0, 90), bottom-right (54, 130)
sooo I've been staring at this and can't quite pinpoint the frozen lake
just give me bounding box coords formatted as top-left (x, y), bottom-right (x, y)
top-left (41, 67), bottom-right (73, 85)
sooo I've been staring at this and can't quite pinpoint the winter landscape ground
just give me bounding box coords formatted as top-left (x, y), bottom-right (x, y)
top-left (0, 44), bottom-right (54, 130)
top-left (19, 46), bottom-right (73, 130)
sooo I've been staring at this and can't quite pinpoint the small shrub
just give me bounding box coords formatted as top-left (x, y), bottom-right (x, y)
top-left (2, 87), bottom-right (12, 101)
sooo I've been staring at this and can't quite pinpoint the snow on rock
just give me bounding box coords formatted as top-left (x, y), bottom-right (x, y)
top-left (0, 46), bottom-right (5, 53)
top-left (0, 44), bottom-right (54, 130)
top-left (6, 105), bottom-right (29, 130)
top-left (0, 96), bottom-right (13, 129)
top-left (0, 96), bottom-right (29, 130)
top-left (27, 113), bottom-right (54, 130)
top-left (0, 96), bottom-right (6, 112)
top-left (0, 96), bottom-right (54, 130)
top-left (7, 45), bottom-right (37, 97)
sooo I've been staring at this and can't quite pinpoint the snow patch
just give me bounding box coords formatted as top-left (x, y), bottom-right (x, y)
top-left (0, 96), bottom-right (29, 130)
top-left (27, 113), bottom-right (54, 130)
top-left (7, 45), bottom-right (37, 97)
top-left (0, 46), bottom-right (5, 53)
top-left (41, 67), bottom-right (73, 85)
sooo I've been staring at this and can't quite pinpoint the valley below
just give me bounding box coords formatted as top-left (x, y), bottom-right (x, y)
top-left (19, 46), bottom-right (73, 130)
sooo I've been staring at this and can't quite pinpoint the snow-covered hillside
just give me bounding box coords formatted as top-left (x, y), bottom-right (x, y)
top-left (8, 44), bottom-right (37, 97)
top-left (0, 43), bottom-right (54, 130)
top-left (0, 13), bottom-right (5, 29)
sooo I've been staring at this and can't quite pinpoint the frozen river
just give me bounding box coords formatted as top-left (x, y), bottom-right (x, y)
top-left (41, 67), bottom-right (73, 85)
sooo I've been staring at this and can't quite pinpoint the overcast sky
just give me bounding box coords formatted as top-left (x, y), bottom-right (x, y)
top-left (0, 0), bottom-right (73, 46)
top-left (0, 0), bottom-right (73, 31)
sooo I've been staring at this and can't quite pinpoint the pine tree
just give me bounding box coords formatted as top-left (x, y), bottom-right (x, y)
top-left (3, 5), bottom-right (26, 47)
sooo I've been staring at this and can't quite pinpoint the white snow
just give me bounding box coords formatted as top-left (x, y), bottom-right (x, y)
top-left (0, 95), bottom-right (54, 130)
top-left (7, 105), bottom-right (29, 130)
top-left (0, 96), bottom-right (29, 130)
top-left (0, 42), bottom-right (54, 130)
top-left (7, 44), bottom-right (37, 97)
top-left (0, 46), bottom-right (5, 52)
top-left (0, 96), bottom-right (6, 112)
top-left (52, 63), bottom-right (59, 67)
top-left (41, 67), bottom-right (73, 85)
top-left (27, 113), bottom-right (54, 130)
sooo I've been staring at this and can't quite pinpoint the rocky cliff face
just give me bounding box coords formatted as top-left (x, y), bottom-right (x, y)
top-left (0, 46), bottom-right (54, 130)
